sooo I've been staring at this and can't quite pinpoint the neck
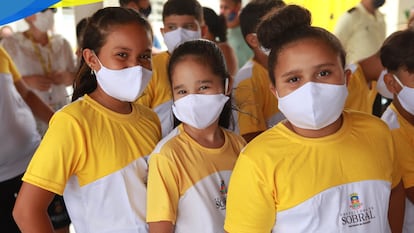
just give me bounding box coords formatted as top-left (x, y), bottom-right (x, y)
top-left (285, 115), bottom-right (343, 138)
top-left (253, 51), bottom-right (268, 69)
top-left (90, 88), bottom-right (132, 114)
top-left (183, 122), bottom-right (225, 148)
top-left (394, 98), bottom-right (414, 126)
top-left (26, 28), bottom-right (49, 46)
top-left (361, 0), bottom-right (376, 15)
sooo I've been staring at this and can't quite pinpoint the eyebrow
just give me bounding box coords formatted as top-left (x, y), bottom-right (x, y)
top-left (172, 80), bottom-right (213, 91)
top-left (280, 63), bottom-right (337, 78)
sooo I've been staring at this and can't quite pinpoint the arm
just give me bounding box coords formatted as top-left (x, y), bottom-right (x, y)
top-left (406, 187), bottom-right (414, 204)
top-left (147, 155), bottom-right (179, 232)
top-left (13, 182), bottom-right (56, 233)
top-left (14, 79), bottom-right (54, 123)
top-left (224, 153), bottom-right (276, 233)
top-left (388, 180), bottom-right (405, 233)
top-left (149, 221), bottom-right (174, 233)
top-left (357, 52), bottom-right (383, 84)
top-left (22, 74), bottom-right (53, 91)
top-left (242, 131), bottom-right (263, 143)
top-left (48, 71), bottom-right (75, 86)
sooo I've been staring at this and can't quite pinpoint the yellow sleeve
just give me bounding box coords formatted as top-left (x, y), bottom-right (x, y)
top-left (0, 46), bottom-right (21, 82)
top-left (146, 153), bottom-right (180, 224)
top-left (23, 110), bottom-right (84, 195)
top-left (392, 130), bottom-right (414, 189)
top-left (224, 152), bottom-right (276, 233)
top-left (234, 78), bottom-right (266, 135)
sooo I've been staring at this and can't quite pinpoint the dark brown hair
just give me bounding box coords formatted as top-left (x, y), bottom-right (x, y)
top-left (380, 29), bottom-right (414, 73)
top-left (257, 5), bottom-right (346, 85)
top-left (168, 39), bottom-right (233, 129)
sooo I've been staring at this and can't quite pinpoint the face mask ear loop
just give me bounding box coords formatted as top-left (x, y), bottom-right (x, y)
top-left (393, 74), bottom-right (404, 89)
top-left (224, 78), bottom-right (229, 95)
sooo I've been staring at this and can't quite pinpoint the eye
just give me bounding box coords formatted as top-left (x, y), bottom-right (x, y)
top-left (177, 89), bottom-right (187, 95)
top-left (199, 85), bottom-right (210, 91)
top-left (183, 24), bottom-right (197, 30)
top-left (138, 53), bottom-right (151, 62)
top-left (287, 76), bottom-right (300, 83)
top-left (116, 52), bottom-right (128, 59)
top-left (167, 25), bottom-right (177, 31)
top-left (317, 70), bottom-right (331, 78)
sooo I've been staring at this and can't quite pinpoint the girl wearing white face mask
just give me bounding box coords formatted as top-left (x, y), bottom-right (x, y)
top-left (225, 5), bottom-right (404, 233)
top-left (13, 8), bottom-right (161, 233)
top-left (136, 0), bottom-right (205, 138)
top-left (380, 29), bottom-right (414, 233)
top-left (146, 39), bottom-right (246, 233)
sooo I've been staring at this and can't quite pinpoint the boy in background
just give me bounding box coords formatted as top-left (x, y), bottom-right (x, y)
top-left (232, 0), bottom-right (285, 142)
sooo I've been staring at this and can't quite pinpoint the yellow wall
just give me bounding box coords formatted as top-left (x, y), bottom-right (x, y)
top-left (285, 0), bottom-right (360, 32)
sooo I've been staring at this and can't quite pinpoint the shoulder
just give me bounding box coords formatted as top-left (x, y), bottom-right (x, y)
top-left (347, 7), bottom-right (357, 13)
top-left (135, 103), bottom-right (161, 127)
top-left (1, 33), bottom-right (22, 50)
top-left (153, 51), bottom-right (170, 63)
top-left (223, 128), bottom-right (247, 147)
top-left (345, 110), bottom-right (390, 133)
top-left (151, 126), bottom-right (181, 154)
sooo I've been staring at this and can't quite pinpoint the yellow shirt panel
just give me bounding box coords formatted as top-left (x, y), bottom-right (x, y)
top-left (225, 110), bottom-right (397, 232)
top-left (23, 95), bottom-right (161, 194)
top-left (345, 64), bottom-right (372, 114)
top-left (388, 104), bottom-right (414, 189)
top-left (147, 124), bottom-right (246, 223)
top-left (233, 60), bottom-right (280, 135)
top-left (137, 51), bottom-right (171, 108)
top-left (0, 46), bottom-right (21, 82)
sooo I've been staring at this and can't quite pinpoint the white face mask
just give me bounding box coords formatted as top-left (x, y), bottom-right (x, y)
top-left (277, 81), bottom-right (348, 130)
top-left (163, 28), bottom-right (201, 54)
top-left (33, 10), bottom-right (54, 32)
top-left (376, 70), bottom-right (393, 99)
top-left (94, 58), bottom-right (152, 102)
top-left (393, 75), bottom-right (414, 115)
top-left (172, 94), bottom-right (229, 129)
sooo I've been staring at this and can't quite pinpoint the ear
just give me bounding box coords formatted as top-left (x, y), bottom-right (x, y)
top-left (384, 73), bottom-right (400, 94)
top-left (82, 48), bottom-right (100, 71)
top-left (344, 69), bottom-right (351, 86)
top-left (24, 14), bottom-right (36, 25)
top-left (160, 27), bottom-right (165, 36)
top-left (269, 82), bottom-right (277, 98)
top-left (235, 2), bottom-right (242, 12)
top-left (225, 76), bottom-right (233, 95)
top-left (200, 25), bottom-right (208, 38)
top-left (245, 33), bottom-right (258, 48)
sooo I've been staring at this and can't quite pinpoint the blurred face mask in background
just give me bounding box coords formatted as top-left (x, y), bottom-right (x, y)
top-left (33, 9), bottom-right (55, 32)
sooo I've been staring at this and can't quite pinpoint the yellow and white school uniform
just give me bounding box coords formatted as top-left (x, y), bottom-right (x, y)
top-left (232, 60), bottom-right (284, 135)
top-left (225, 110), bottom-right (399, 233)
top-left (137, 51), bottom-right (174, 137)
top-left (344, 63), bottom-right (377, 114)
top-left (23, 94), bottom-right (161, 233)
top-left (381, 104), bottom-right (414, 233)
top-left (0, 46), bottom-right (40, 182)
top-left (147, 124), bottom-right (246, 232)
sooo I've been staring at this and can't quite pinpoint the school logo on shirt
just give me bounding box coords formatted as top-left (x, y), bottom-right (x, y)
top-left (214, 180), bottom-right (227, 210)
top-left (339, 192), bottom-right (376, 228)
top-left (349, 193), bottom-right (362, 210)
